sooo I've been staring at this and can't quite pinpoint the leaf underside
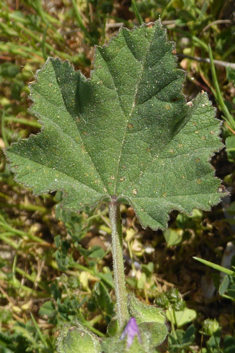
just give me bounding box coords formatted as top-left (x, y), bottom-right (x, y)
top-left (6, 20), bottom-right (226, 230)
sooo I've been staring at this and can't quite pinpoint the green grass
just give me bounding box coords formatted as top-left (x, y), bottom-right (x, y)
top-left (1, 0), bottom-right (235, 352)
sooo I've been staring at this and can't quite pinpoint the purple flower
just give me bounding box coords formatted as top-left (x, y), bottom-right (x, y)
top-left (120, 317), bottom-right (141, 349)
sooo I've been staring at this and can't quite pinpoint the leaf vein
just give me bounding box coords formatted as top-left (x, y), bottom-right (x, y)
top-left (113, 29), bottom-right (155, 194)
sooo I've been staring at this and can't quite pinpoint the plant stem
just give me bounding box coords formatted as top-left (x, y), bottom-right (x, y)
top-left (208, 45), bottom-right (235, 131)
top-left (193, 256), bottom-right (234, 275)
top-left (131, 0), bottom-right (143, 25)
top-left (109, 196), bottom-right (129, 329)
top-left (177, 53), bottom-right (235, 69)
top-left (4, 116), bottom-right (41, 128)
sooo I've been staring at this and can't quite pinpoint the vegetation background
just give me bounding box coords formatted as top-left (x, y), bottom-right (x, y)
top-left (0, 0), bottom-right (235, 352)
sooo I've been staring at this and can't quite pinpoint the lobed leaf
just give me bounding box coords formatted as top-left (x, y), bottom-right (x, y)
top-left (6, 20), bottom-right (226, 230)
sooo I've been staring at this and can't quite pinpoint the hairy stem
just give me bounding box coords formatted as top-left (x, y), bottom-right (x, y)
top-left (109, 197), bottom-right (129, 329)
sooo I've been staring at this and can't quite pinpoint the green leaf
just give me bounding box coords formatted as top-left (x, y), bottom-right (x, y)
top-left (164, 228), bottom-right (182, 247)
top-left (206, 329), bottom-right (221, 350)
top-left (102, 321), bottom-right (167, 353)
top-left (226, 136), bottom-right (235, 163)
top-left (87, 246), bottom-right (105, 259)
top-left (138, 321), bottom-right (167, 350)
top-left (166, 306), bottom-right (197, 327)
top-left (94, 281), bottom-right (115, 318)
top-left (38, 301), bottom-right (56, 318)
top-left (224, 335), bottom-right (235, 353)
top-left (57, 321), bottom-right (102, 353)
top-left (226, 66), bottom-right (235, 85)
top-left (181, 324), bottom-right (195, 346)
top-left (0, 62), bottom-right (20, 78)
top-left (127, 293), bottom-right (166, 325)
top-left (219, 275), bottom-right (230, 296)
top-left (102, 335), bottom-right (146, 353)
top-left (168, 325), bottom-right (195, 350)
top-left (6, 20), bottom-right (225, 230)
top-left (227, 286), bottom-right (235, 299)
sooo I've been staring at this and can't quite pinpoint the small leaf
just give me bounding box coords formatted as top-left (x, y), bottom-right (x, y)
top-left (138, 321), bottom-right (168, 350)
top-left (224, 335), bottom-right (235, 353)
top-left (166, 307), bottom-right (197, 327)
top-left (164, 228), bottom-right (182, 246)
top-left (168, 326), bottom-right (195, 350)
top-left (141, 262), bottom-right (154, 275)
top-left (56, 321), bottom-right (102, 353)
top-left (227, 286), bottom-right (235, 299)
top-left (206, 329), bottom-right (221, 350)
top-left (226, 66), bottom-right (235, 85)
top-left (219, 275), bottom-right (230, 296)
top-left (94, 282), bottom-right (115, 318)
top-left (88, 246), bottom-right (105, 259)
top-left (6, 20), bottom-right (226, 230)
top-left (226, 136), bottom-right (235, 163)
top-left (50, 283), bottom-right (61, 302)
top-left (128, 293), bottom-right (166, 325)
top-left (181, 324), bottom-right (195, 346)
top-left (0, 62), bottom-right (20, 78)
top-left (38, 301), bottom-right (56, 318)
